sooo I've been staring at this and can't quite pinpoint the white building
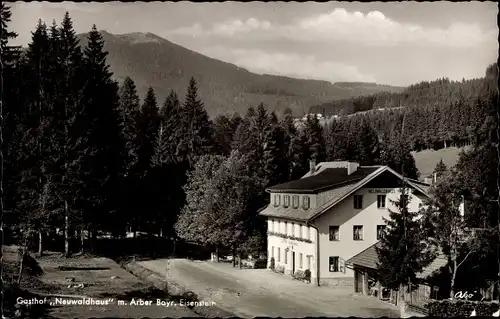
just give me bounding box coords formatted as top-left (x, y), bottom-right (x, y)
top-left (259, 161), bottom-right (430, 286)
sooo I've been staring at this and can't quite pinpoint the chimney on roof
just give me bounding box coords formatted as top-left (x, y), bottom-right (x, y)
top-left (329, 161), bottom-right (359, 175)
top-left (309, 160), bottom-right (316, 174)
top-left (347, 162), bottom-right (359, 175)
top-left (433, 172), bottom-right (437, 184)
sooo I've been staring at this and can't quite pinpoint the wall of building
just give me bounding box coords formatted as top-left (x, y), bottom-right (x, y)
top-left (312, 187), bottom-right (426, 282)
top-left (267, 218), bottom-right (317, 277)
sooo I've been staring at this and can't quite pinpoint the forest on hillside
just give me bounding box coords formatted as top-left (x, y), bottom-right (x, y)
top-left (1, 4), bottom-right (499, 283)
top-left (312, 71), bottom-right (497, 153)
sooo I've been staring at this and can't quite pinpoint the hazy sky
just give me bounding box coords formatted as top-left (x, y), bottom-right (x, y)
top-left (9, 1), bottom-right (499, 86)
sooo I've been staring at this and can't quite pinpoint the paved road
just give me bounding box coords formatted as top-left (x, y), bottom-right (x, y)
top-left (139, 259), bottom-right (400, 318)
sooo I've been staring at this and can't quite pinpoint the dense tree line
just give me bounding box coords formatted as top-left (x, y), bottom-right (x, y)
top-left (316, 73), bottom-right (496, 153)
top-left (2, 7), bottom-right (497, 268)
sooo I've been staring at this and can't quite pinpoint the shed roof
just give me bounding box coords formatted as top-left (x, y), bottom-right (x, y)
top-left (346, 242), bottom-right (448, 280)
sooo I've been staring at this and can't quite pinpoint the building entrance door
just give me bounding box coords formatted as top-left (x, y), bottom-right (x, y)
top-left (292, 251), bottom-right (296, 274)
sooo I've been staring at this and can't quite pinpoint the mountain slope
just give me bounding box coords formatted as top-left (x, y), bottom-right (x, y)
top-left (77, 31), bottom-right (404, 117)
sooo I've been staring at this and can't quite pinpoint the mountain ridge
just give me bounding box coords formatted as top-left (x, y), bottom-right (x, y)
top-left (77, 31), bottom-right (406, 117)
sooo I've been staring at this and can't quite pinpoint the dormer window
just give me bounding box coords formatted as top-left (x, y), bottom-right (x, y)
top-left (274, 194), bottom-right (280, 207)
top-left (284, 195), bottom-right (290, 208)
top-left (303, 196), bottom-right (310, 210)
top-left (292, 195), bottom-right (299, 208)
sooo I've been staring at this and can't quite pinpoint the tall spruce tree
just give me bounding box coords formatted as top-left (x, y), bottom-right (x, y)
top-left (304, 114), bottom-right (326, 163)
top-left (137, 87), bottom-right (160, 173)
top-left (263, 116), bottom-right (288, 187)
top-left (118, 76), bottom-right (141, 172)
top-left (177, 77), bottom-right (213, 168)
top-left (149, 90), bottom-right (185, 238)
top-left (2, 2), bottom-right (24, 231)
top-left (79, 25), bottom-right (126, 242)
top-left (356, 120), bottom-right (381, 165)
top-left (381, 135), bottom-right (419, 180)
top-left (135, 87), bottom-right (160, 234)
top-left (280, 108), bottom-right (299, 180)
top-left (54, 12), bottom-right (85, 256)
top-left (376, 181), bottom-right (434, 296)
top-left (17, 20), bottom-right (59, 255)
top-left (152, 90), bottom-right (181, 167)
top-left (212, 114), bottom-right (235, 156)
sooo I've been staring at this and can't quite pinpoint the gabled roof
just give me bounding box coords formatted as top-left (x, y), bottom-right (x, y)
top-left (346, 241), bottom-right (448, 280)
top-left (259, 165), bottom-right (430, 222)
top-left (307, 166), bottom-right (430, 221)
top-left (266, 167), bottom-right (380, 194)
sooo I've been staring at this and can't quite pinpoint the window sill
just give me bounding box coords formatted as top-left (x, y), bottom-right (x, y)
top-left (353, 239), bottom-right (364, 241)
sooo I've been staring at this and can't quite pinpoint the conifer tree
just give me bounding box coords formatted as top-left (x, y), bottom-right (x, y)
top-left (53, 12), bottom-right (85, 256)
top-left (149, 89), bottom-right (187, 238)
top-left (137, 87), bottom-right (160, 173)
top-left (118, 76), bottom-right (141, 172)
top-left (381, 135), bottom-right (419, 180)
top-left (304, 114), bottom-right (326, 163)
top-left (2, 3), bottom-right (24, 226)
top-left (79, 25), bottom-right (126, 242)
top-left (212, 114), bottom-right (234, 156)
top-left (356, 120), bottom-right (380, 165)
top-left (280, 108), bottom-right (298, 180)
top-left (376, 181), bottom-right (434, 296)
top-left (177, 77), bottom-right (213, 168)
top-left (17, 20), bottom-right (60, 254)
top-left (433, 158), bottom-right (447, 178)
top-left (263, 118), bottom-right (288, 187)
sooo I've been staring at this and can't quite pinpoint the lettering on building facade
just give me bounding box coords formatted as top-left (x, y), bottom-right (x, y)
top-left (368, 189), bottom-right (395, 194)
top-left (281, 238), bottom-right (299, 246)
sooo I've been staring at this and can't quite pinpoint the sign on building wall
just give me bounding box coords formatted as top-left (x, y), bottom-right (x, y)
top-left (281, 238), bottom-right (299, 246)
top-left (368, 189), bottom-right (396, 194)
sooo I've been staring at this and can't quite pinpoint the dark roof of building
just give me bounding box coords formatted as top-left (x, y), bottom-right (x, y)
top-left (260, 182), bottom-right (358, 221)
top-left (266, 167), bottom-right (380, 194)
top-left (347, 242), bottom-right (448, 280)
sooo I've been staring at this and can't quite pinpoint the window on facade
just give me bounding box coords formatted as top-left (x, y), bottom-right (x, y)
top-left (299, 224), bottom-right (303, 238)
top-left (353, 225), bottom-right (363, 240)
top-left (291, 223), bottom-right (295, 237)
top-left (354, 195), bottom-right (363, 209)
top-left (292, 195), bottom-right (299, 208)
top-left (284, 222), bottom-right (288, 235)
top-left (329, 256), bottom-right (339, 272)
top-left (270, 219), bottom-right (274, 232)
top-left (303, 196), bottom-right (310, 210)
top-left (271, 246), bottom-right (274, 258)
top-left (284, 195), bottom-right (290, 207)
top-left (307, 256), bottom-right (312, 270)
top-left (305, 226), bottom-right (310, 240)
top-left (284, 250), bottom-right (288, 264)
top-left (277, 248), bottom-right (280, 262)
top-left (377, 225), bottom-right (386, 240)
top-left (329, 226), bottom-right (339, 241)
top-left (299, 253), bottom-right (303, 268)
top-left (377, 195), bottom-right (386, 208)
top-left (274, 194), bottom-right (280, 206)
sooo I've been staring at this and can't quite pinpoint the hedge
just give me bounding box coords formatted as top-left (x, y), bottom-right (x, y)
top-left (425, 299), bottom-right (499, 317)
